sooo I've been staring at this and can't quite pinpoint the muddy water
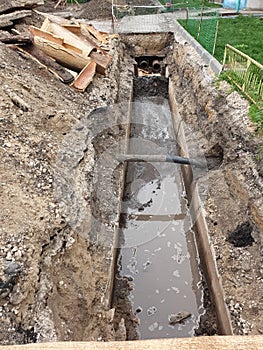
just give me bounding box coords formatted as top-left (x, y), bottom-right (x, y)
top-left (117, 77), bottom-right (204, 339)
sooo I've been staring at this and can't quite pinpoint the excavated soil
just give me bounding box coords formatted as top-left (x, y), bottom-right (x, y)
top-left (0, 1), bottom-right (263, 346)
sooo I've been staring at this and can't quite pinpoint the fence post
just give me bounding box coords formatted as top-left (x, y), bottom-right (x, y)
top-left (212, 18), bottom-right (219, 56)
top-left (197, 3), bottom-right (204, 40)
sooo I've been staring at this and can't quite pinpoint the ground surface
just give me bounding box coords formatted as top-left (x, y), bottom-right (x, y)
top-left (0, 0), bottom-right (262, 346)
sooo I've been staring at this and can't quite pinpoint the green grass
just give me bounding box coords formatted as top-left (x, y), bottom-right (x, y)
top-left (214, 15), bottom-right (263, 64)
top-left (159, 0), bottom-right (221, 8)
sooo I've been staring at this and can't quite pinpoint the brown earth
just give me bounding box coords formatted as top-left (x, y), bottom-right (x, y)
top-left (0, 1), bottom-right (263, 346)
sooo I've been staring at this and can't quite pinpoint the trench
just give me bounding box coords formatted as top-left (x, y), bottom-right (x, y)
top-left (115, 76), bottom-right (204, 339)
top-left (111, 33), bottom-right (233, 341)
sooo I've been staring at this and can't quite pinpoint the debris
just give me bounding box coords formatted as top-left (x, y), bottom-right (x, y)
top-left (8, 91), bottom-right (30, 111)
top-left (0, 33), bottom-right (32, 45)
top-left (71, 60), bottom-right (96, 92)
top-left (0, 0), bottom-right (44, 14)
top-left (168, 311), bottom-right (192, 325)
top-left (0, 10), bottom-right (32, 29)
top-left (15, 44), bottom-right (74, 83)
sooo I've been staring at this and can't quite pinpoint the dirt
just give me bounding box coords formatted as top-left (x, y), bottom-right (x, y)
top-left (0, 2), bottom-right (262, 346)
top-left (167, 33), bottom-right (263, 335)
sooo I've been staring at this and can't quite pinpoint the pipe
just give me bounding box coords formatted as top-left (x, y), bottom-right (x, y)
top-left (117, 154), bottom-right (206, 168)
top-left (152, 59), bottom-right (161, 73)
top-left (139, 59), bottom-right (149, 70)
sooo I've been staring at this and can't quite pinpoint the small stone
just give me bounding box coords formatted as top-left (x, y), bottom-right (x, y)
top-left (169, 311), bottom-right (191, 325)
top-left (4, 262), bottom-right (20, 277)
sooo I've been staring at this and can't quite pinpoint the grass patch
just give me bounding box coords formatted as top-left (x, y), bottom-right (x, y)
top-left (214, 15), bottom-right (263, 64)
top-left (159, 0), bottom-right (221, 8)
top-left (249, 104), bottom-right (263, 131)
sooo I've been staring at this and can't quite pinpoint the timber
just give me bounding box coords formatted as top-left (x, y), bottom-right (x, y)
top-left (0, 0), bottom-right (44, 15)
top-left (0, 34), bottom-right (32, 45)
top-left (32, 35), bottom-right (91, 71)
top-left (90, 51), bottom-right (111, 75)
top-left (0, 336), bottom-right (263, 349)
top-left (72, 61), bottom-right (97, 92)
top-left (0, 10), bottom-right (32, 29)
top-left (42, 19), bottom-right (96, 57)
top-left (15, 45), bottom-right (74, 83)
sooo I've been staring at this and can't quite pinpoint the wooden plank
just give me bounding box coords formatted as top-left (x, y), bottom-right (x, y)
top-left (72, 61), bottom-right (96, 92)
top-left (0, 336), bottom-right (263, 349)
top-left (32, 36), bottom-right (91, 71)
top-left (0, 0), bottom-right (44, 15)
top-left (0, 34), bottom-right (32, 45)
top-left (44, 20), bottom-right (96, 57)
top-left (29, 25), bottom-right (64, 45)
top-left (90, 51), bottom-right (111, 75)
top-left (83, 23), bottom-right (108, 44)
top-left (14, 44), bottom-right (74, 83)
top-left (0, 10), bottom-right (32, 29)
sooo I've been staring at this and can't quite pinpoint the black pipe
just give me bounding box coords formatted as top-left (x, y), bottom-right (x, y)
top-left (117, 154), bottom-right (206, 168)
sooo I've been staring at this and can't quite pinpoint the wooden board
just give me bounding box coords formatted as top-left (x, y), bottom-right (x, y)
top-left (32, 35), bottom-right (90, 71)
top-left (0, 34), bottom-right (32, 45)
top-left (0, 0), bottom-right (44, 15)
top-left (90, 51), bottom-right (111, 75)
top-left (44, 20), bottom-right (96, 57)
top-left (0, 10), bottom-right (32, 29)
top-left (1, 336), bottom-right (263, 350)
top-left (14, 44), bottom-right (74, 83)
top-left (72, 61), bottom-right (96, 92)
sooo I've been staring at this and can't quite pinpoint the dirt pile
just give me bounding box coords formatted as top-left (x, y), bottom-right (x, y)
top-left (78, 0), bottom-right (112, 19)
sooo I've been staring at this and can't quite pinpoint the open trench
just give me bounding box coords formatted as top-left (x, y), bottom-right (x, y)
top-left (110, 33), bottom-right (233, 340)
top-left (113, 77), bottom-right (205, 339)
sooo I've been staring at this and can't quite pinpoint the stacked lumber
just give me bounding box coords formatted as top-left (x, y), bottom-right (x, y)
top-left (5, 15), bottom-right (117, 92)
top-left (0, 0), bottom-right (44, 29)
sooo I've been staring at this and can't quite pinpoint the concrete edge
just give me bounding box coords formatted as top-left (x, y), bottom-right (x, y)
top-left (171, 20), bottom-right (222, 75)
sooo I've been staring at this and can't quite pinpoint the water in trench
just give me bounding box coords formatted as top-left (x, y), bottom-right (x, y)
top-left (116, 77), bottom-right (204, 339)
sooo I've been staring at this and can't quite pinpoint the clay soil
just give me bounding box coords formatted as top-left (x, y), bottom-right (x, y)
top-left (0, 1), bottom-right (263, 346)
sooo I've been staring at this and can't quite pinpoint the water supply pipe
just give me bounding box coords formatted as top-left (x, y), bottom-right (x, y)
top-left (117, 154), bottom-right (206, 168)
top-left (139, 59), bottom-right (149, 70)
top-left (152, 59), bottom-right (161, 73)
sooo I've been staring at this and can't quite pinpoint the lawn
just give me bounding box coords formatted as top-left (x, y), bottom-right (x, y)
top-left (214, 15), bottom-right (263, 64)
top-left (159, 0), bottom-right (221, 8)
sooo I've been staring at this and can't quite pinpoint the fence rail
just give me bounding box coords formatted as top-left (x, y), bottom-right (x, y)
top-left (222, 44), bottom-right (263, 107)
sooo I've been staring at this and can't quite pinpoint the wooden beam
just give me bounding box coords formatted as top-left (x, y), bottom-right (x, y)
top-left (0, 34), bottom-right (32, 45)
top-left (90, 51), bottom-right (111, 75)
top-left (32, 35), bottom-right (91, 71)
top-left (72, 61), bottom-right (97, 92)
top-left (43, 20), bottom-right (96, 57)
top-left (0, 336), bottom-right (263, 350)
top-left (14, 44), bottom-right (74, 83)
top-left (0, 10), bottom-right (32, 29)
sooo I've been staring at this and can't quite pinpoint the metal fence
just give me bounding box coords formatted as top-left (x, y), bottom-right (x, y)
top-left (183, 6), bottom-right (219, 55)
top-left (222, 44), bottom-right (263, 107)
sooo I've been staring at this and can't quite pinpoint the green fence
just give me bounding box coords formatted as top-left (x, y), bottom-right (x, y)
top-left (183, 6), bottom-right (219, 55)
top-left (222, 44), bottom-right (263, 107)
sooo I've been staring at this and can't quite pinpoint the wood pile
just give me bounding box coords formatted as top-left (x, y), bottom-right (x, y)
top-left (0, 12), bottom-right (117, 92)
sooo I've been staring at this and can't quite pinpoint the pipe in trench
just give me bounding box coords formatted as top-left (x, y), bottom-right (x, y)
top-left (139, 60), bottom-right (149, 70)
top-left (117, 154), bottom-right (206, 168)
top-left (152, 59), bottom-right (161, 73)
